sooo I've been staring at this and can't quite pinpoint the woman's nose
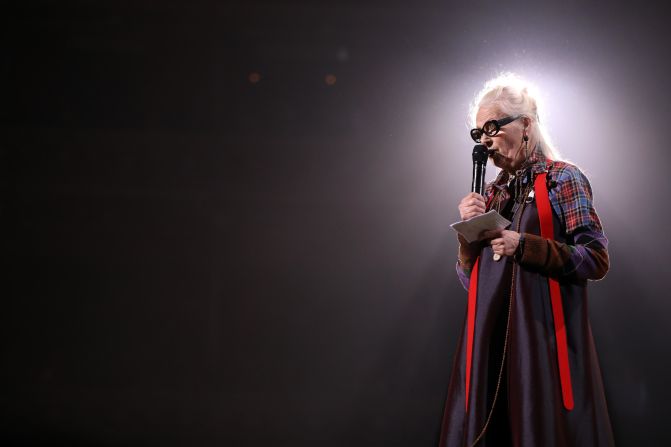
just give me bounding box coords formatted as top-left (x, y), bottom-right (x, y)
top-left (481, 134), bottom-right (493, 147)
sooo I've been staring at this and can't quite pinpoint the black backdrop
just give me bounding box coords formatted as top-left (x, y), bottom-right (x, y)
top-left (3, 1), bottom-right (671, 446)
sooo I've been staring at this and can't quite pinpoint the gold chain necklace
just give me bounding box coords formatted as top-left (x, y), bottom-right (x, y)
top-left (469, 178), bottom-right (532, 447)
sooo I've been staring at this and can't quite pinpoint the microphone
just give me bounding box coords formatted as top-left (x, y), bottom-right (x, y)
top-left (471, 144), bottom-right (488, 196)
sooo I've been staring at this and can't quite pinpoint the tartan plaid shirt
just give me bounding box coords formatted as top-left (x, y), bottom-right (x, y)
top-left (484, 145), bottom-right (604, 236)
top-left (456, 144), bottom-right (609, 289)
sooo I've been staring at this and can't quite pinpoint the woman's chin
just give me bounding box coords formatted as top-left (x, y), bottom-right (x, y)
top-left (490, 156), bottom-right (509, 171)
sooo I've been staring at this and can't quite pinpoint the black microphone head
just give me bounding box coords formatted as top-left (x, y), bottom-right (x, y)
top-left (472, 144), bottom-right (489, 164)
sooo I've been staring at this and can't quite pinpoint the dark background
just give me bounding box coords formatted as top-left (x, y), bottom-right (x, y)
top-left (2, 1), bottom-right (669, 446)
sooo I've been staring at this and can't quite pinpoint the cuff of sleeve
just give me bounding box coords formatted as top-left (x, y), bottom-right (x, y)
top-left (457, 233), bottom-right (477, 270)
top-left (519, 233), bottom-right (548, 268)
top-left (457, 260), bottom-right (472, 277)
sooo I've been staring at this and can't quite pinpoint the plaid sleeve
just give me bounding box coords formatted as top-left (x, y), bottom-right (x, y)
top-left (456, 262), bottom-right (471, 291)
top-left (549, 164), bottom-right (603, 235)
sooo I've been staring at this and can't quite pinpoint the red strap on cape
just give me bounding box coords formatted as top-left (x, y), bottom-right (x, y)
top-left (465, 257), bottom-right (479, 411)
top-left (464, 175), bottom-right (574, 412)
top-left (464, 194), bottom-right (494, 412)
top-left (535, 171), bottom-right (574, 411)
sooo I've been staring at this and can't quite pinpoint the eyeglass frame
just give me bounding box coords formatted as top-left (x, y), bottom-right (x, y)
top-left (470, 115), bottom-right (523, 143)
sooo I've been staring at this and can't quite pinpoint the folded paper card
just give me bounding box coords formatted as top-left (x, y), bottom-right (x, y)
top-left (450, 210), bottom-right (512, 243)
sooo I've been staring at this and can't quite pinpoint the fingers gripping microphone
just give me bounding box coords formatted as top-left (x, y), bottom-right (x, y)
top-left (471, 144), bottom-right (488, 195)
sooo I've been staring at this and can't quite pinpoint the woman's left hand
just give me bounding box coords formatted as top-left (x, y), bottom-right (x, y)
top-left (482, 229), bottom-right (520, 257)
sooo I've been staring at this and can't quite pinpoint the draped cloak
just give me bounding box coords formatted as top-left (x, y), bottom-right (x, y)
top-left (439, 152), bottom-right (615, 447)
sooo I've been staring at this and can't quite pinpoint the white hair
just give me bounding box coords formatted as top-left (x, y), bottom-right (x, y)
top-left (469, 72), bottom-right (561, 161)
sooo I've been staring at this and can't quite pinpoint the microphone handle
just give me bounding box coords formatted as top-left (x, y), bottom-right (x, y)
top-left (471, 162), bottom-right (486, 195)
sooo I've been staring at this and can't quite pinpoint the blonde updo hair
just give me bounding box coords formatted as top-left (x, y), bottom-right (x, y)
top-left (469, 72), bottom-right (561, 161)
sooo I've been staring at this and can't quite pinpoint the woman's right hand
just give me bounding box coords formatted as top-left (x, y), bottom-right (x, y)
top-left (458, 192), bottom-right (486, 221)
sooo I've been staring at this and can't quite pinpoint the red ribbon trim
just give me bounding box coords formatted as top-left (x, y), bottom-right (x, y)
top-left (535, 171), bottom-right (574, 411)
top-left (465, 257), bottom-right (479, 411)
top-left (464, 194), bottom-right (494, 412)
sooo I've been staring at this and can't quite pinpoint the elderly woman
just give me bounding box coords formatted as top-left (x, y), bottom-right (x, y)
top-left (438, 74), bottom-right (615, 447)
